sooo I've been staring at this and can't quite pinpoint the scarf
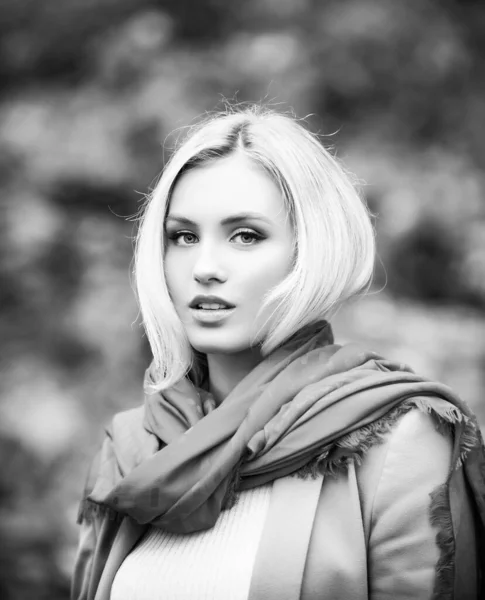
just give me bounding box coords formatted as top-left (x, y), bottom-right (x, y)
top-left (79, 320), bottom-right (485, 589)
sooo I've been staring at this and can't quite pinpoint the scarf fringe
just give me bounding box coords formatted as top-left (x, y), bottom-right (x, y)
top-left (411, 397), bottom-right (482, 469)
top-left (78, 479), bottom-right (247, 524)
top-left (77, 497), bottom-right (125, 526)
top-left (294, 448), bottom-right (332, 480)
top-left (294, 398), bottom-right (419, 481)
top-left (429, 482), bottom-right (455, 600)
top-left (412, 396), bottom-right (462, 422)
top-left (456, 415), bottom-right (482, 469)
top-left (221, 456), bottom-right (245, 511)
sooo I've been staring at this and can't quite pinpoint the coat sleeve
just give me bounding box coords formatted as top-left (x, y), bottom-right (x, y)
top-left (71, 507), bottom-right (100, 600)
top-left (366, 408), bottom-right (454, 600)
top-left (70, 435), bottom-right (122, 600)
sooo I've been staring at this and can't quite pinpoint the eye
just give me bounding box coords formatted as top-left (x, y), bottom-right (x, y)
top-left (167, 231), bottom-right (197, 245)
top-left (232, 229), bottom-right (264, 245)
top-left (166, 228), bottom-right (264, 246)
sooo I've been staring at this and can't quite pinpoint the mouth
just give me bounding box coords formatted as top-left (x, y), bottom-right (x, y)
top-left (190, 306), bottom-right (235, 323)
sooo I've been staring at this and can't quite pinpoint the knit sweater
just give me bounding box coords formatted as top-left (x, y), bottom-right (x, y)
top-left (108, 409), bottom-right (452, 600)
top-left (110, 482), bottom-right (274, 600)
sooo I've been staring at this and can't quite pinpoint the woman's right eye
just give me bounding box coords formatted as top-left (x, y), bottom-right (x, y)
top-left (168, 231), bottom-right (196, 245)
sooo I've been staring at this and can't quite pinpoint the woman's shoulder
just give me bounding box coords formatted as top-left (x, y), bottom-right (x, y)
top-left (356, 406), bottom-right (454, 487)
top-left (371, 404), bottom-right (454, 463)
top-left (101, 404), bottom-right (159, 466)
top-left (355, 406), bottom-right (454, 531)
top-left (108, 404), bottom-right (146, 436)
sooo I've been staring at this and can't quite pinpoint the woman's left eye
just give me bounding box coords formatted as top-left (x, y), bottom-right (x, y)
top-left (167, 229), bottom-right (264, 246)
top-left (233, 229), bottom-right (264, 244)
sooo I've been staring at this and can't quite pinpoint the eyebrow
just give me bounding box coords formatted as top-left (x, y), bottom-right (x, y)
top-left (165, 212), bottom-right (273, 227)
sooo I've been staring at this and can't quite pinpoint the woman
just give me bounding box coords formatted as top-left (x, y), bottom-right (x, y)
top-left (72, 105), bottom-right (485, 600)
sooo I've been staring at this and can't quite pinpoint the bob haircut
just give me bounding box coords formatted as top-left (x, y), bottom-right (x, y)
top-left (132, 104), bottom-right (376, 394)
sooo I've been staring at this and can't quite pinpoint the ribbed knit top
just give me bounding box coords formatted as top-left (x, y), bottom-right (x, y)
top-left (110, 481), bottom-right (274, 600)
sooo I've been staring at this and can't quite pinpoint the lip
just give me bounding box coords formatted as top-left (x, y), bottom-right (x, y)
top-left (190, 307), bottom-right (235, 324)
top-left (189, 294), bottom-right (235, 309)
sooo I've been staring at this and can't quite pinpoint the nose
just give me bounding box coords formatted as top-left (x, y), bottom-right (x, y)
top-left (192, 244), bottom-right (227, 284)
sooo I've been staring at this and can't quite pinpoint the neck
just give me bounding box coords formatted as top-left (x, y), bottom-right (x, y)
top-left (205, 347), bottom-right (263, 407)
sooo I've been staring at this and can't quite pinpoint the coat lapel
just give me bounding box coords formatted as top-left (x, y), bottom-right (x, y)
top-left (247, 472), bottom-right (324, 600)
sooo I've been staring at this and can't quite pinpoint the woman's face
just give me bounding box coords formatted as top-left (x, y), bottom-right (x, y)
top-left (163, 152), bottom-right (294, 356)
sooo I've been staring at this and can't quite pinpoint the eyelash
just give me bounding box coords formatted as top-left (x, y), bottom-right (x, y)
top-left (166, 228), bottom-right (264, 246)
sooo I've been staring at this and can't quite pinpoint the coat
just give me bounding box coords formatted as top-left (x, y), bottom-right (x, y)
top-left (71, 404), bottom-right (480, 600)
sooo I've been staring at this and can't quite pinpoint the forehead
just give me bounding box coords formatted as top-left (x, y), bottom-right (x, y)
top-left (168, 154), bottom-right (286, 221)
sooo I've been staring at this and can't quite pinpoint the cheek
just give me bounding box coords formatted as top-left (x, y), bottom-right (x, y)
top-left (163, 254), bottom-right (180, 297)
top-left (242, 253), bottom-right (292, 296)
top-left (251, 245), bottom-right (293, 278)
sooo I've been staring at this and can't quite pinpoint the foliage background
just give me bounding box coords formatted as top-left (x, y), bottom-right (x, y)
top-left (1, 0), bottom-right (484, 598)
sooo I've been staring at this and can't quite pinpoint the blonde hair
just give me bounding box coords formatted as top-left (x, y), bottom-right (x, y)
top-left (131, 104), bottom-right (376, 393)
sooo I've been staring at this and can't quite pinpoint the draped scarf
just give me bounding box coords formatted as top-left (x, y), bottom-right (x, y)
top-left (78, 320), bottom-right (485, 594)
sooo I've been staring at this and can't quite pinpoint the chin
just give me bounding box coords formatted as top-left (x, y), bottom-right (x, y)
top-left (187, 330), bottom-right (251, 355)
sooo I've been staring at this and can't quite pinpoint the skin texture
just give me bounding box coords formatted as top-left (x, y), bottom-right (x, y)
top-left (164, 152), bottom-right (295, 406)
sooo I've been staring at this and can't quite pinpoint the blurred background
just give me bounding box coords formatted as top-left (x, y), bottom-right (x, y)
top-left (1, 0), bottom-right (484, 597)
